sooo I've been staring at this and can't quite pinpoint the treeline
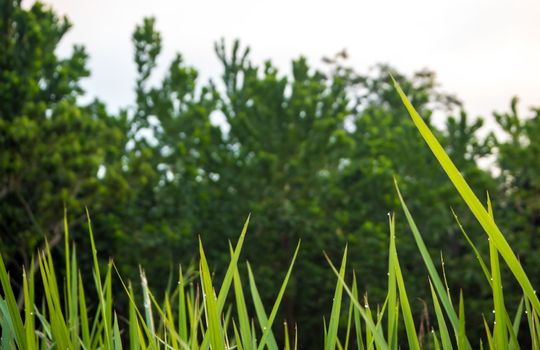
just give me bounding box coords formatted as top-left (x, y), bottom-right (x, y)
top-left (1, 1), bottom-right (540, 348)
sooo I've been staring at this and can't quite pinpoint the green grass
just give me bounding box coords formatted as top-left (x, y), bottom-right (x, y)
top-left (1, 79), bottom-right (539, 349)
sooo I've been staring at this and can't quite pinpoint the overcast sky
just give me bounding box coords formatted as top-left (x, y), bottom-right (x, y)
top-left (35, 0), bottom-right (540, 129)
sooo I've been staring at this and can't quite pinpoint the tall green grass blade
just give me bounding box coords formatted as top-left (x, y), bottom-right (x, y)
top-left (394, 180), bottom-right (470, 348)
top-left (458, 291), bottom-right (467, 349)
top-left (483, 316), bottom-right (496, 350)
top-left (325, 254), bottom-right (389, 350)
top-left (246, 262), bottom-right (279, 350)
top-left (231, 247), bottom-right (253, 350)
top-left (351, 274), bottom-right (365, 350)
top-left (86, 208), bottom-right (114, 349)
top-left (486, 194), bottom-right (508, 350)
top-left (257, 240), bottom-right (301, 350)
top-left (178, 266), bottom-right (188, 343)
top-left (326, 245), bottom-right (348, 350)
top-left (199, 238), bottom-right (225, 350)
top-left (0, 246), bottom-right (27, 349)
top-left (429, 280), bottom-right (453, 350)
top-left (388, 213), bottom-right (420, 350)
top-left (392, 77), bottom-right (540, 315)
top-left (387, 213), bottom-right (398, 350)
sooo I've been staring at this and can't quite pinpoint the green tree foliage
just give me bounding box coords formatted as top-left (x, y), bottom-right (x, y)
top-left (0, 0), bottom-right (128, 283)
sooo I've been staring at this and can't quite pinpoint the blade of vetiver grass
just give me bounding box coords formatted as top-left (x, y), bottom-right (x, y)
top-left (451, 209), bottom-right (492, 285)
top-left (392, 77), bottom-right (540, 315)
top-left (230, 244), bottom-right (253, 350)
top-left (112, 263), bottom-right (160, 350)
top-left (453, 208), bottom-right (520, 349)
top-left (326, 245), bottom-right (348, 350)
top-left (199, 238), bottom-right (225, 350)
top-left (234, 320), bottom-right (245, 350)
top-left (387, 214), bottom-right (399, 350)
top-left (432, 328), bottom-right (442, 350)
top-left (129, 283), bottom-right (141, 350)
top-left (458, 291), bottom-right (467, 350)
top-left (0, 243), bottom-right (27, 349)
top-left (164, 293), bottom-right (178, 349)
top-left (510, 298), bottom-right (524, 350)
top-left (200, 215), bottom-right (250, 350)
top-left (487, 197), bottom-right (508, 350)
top-left (351, 274), bottom-right (365, 350)
top-left (86, 209), bottom-right (114, 349)
top-left (178, 266), bottom-right (188, 343)
top-left (483, 316), bottom-right (496, 350)
top-left (429, 280), bottom-right (453, 350)
top-left (284, 321), bottom-right (291, 350)
top-left (256, 240), bottom-right (301, 350)
top-left (246, 261), bottom-right (279, 350)
top-left (388, 213), bottom-right (420, 350)
top-left (325, 254), bottom-right (389, 350)
top-left (343, 291), bottom-right (354, 350)
top-left (394, 180), bottom-right (470, 348)
top-left (37, 248), bottom-right (71, 349)
top-left (78, 271), bottom-right (91, 348)
top-left (22, 266), bottom-right (36, 350)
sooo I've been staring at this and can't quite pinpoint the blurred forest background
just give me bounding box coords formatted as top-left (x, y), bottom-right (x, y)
top-left (2, 1), bottom-right (540, 348)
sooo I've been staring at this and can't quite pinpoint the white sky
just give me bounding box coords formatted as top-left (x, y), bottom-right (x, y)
top-left (35, 0), bottom-right (540, 128)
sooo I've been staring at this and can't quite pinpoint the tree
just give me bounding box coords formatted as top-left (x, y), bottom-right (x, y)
top-left (0, 1), bottom-right (130, 311)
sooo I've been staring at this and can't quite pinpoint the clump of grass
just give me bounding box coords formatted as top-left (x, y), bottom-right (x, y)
top-left (1, 80), bottom-right (539, 349)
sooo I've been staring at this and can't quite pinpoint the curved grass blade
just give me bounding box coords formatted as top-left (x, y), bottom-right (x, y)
top-left (392, 77), bottom-right (540, 315)
top-left (326, 245), bottom-right (348, 350)
top-left (256, 240), bottom-right (301, 350)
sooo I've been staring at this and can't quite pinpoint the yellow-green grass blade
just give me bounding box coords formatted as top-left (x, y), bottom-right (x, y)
top-left (343, 290), bottom-right (354, 350)
top-left (486, 194), bottom-right (508, 350)
top-left (86, 208), bottom-right (114, 349)
top-left (509, 298), bottom-right (524, 350)
top-left (489, 230), bottom-right (508, 349)
top-left (113, 312), bottom-right (122, 350)
top-left (429, 280), bottom-right (453, 350)
top-left (22, 266), bottom-right (36, 350)
top-left (326, 245), bottom-right (348, 350)
top-left (451, 209), bottom-right (492, 285)
top-left (483, 316), bottom-right (496, 350)
top-left (392, 77), bottom-right (540, 315)
top-left (68, 246), bottom-right (80, 350)
top-left (233, 320), bottom-right (245, 350)
top-left (284, 321), bottom-right (291, 350)
top-left (388, 213), bottom-right (420, 350)
top-left (199, 215), bottom-right (250, 350)
top-left (246, 261), bottom-right (279, 350)
top-left (164, 292), bottom-right (178, 350)
top-left (363, 295), bottom-right (373, 350)
top-left (37, 249), bottom-right (70, 349)
top-left (199, 238), bottom-right (225, 350)
top-left (129, 282), bottom-right (141, 350)
top-left (432, 328), bottom-right (442, 350)
top-left (112, 263), bottom-right (159, 350)
top-left (394, 180), bottom-right (466, 345)
top-left (79, 271), bottom-right (91, 347)
top-left (217, 215), bottom-right (250, 312)
top-left (147, 285), bottom-right (191, 350)
top-left (178, 266), bottom-right (188, 343)
top-left (231, 245), bottom-right (253, 350)
top-left (325, 254), bottom-right (389, 350)
top-left (256, 240), bottom-right (301, 350)
top-left (351, 274), bottom-right (365, 350)
top-left (458, 292), bottom-right (467, 350)
top-left (386, 213), bottom-right (398, 350)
